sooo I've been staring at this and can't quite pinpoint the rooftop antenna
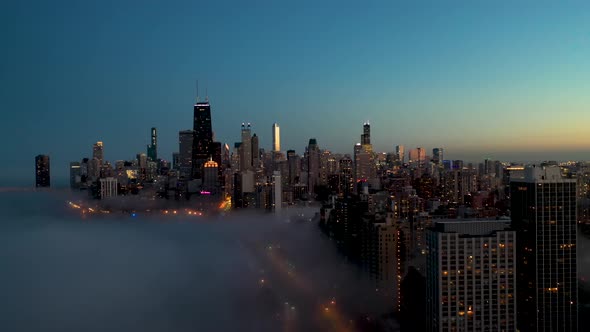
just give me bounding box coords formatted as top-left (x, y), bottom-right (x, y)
top-left (196, 80), bottom-right (199, 103)
top-left (206, 87), bottom-right (209, 102)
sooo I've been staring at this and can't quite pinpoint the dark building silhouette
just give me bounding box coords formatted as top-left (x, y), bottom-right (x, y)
top-left (192, 101), bottom-right (213, 179)
top-left (210, 141), bottom-right (223, 189)
top-left (361, 122), bottom-right (370, 145)
top-left (511, 165), bottom-right (578, 332)
top-left (147, 127), bottom-right (157, 161)
top-left (339, 155), bottom-right (354, 197)
top-left (307, 139), bottom-right (320, 195)
top-left (35, 155), bottom-right (50, 187)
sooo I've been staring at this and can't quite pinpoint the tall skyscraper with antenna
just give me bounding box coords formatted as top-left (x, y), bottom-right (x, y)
top-left (272, 123), bottom-right (280, 152)
top-left (192, 92), bottom-right (213, 179)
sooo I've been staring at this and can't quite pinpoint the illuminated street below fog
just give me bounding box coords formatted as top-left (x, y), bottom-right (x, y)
top-left (0, 191), bottom-right (393, 332)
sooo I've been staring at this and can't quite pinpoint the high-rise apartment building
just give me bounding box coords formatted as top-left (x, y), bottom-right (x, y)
top-left (35, 155), bottom-right (50, 187)
top-left (511, 165), bottom-right (578, 332)
top-left (272, 122), bottom-right (280, 152)
top-left (426, 220), bottom-right (516, 332)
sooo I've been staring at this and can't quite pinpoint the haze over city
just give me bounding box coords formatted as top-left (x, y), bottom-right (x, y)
top-left (3, 1), bottom-right (590, 184)
top-left (3, 2), bottom-right (590, 332)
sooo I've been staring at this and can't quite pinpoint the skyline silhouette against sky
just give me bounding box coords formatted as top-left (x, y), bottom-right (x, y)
top-left (2, 0), bottom-right (590, 184)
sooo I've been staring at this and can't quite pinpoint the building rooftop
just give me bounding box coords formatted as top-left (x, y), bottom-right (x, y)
top-left (432, 219), bottom-right (512, 236)
top-left (511, 165), bottom-right (575, 183)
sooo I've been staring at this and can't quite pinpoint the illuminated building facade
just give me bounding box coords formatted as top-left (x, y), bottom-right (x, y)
top-left (272, 122), bottom-right (280, 152)
top-left (99, 177), bottom-right (118, 198)
top-left (426, 220), bottom-right (516, 332)
top-left (93, 141), bottom-right (104, 164)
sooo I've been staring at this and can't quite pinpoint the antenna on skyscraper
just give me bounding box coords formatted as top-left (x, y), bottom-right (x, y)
top-left (206, 87), bottom-right (209, 102)
top-left (196, 80), bottom-right (199, 103)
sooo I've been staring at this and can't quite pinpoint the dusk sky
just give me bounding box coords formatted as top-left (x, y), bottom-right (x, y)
top-left (2, 0), bottom-right (590, 184)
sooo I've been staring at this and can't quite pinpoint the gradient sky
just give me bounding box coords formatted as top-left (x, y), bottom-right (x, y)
top-left (2, 0), bottom-right (590, 184)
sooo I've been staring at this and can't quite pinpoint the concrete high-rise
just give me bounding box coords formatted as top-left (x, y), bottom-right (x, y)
top-left (192, 101), bottom-right (213, 179)
top-left (426, 220), bottom-right (516, 332)
top-left (147, 127), bottom-right (157, 161)
top-left (93, 142), bottom-right (104, 164)
top-left (511, 165), bottom-right (578, 331)
top-left (272, 122), bottom-right (280, 152)
top-left (35, 155), bottom-right (50, 187)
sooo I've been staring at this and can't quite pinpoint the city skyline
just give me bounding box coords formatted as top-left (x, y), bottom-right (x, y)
top-left (3, 1), bottom-right (590, 184)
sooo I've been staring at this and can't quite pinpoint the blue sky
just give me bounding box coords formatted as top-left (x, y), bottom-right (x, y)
top-left (2, 0), bottom-right (590, 184)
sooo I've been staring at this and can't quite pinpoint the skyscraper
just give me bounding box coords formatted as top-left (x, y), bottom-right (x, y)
top-left (178, 130), bottom-right (194, 177)
top-left (396, 145), bottom-right (405, 164)
top-left (307, 138), bottom-right (320, 194)
top-left (69, 161), bottom-right (81, 188)
top-left (361, 122), bottom-right (371, 145)
top-left (426, 220), bottom-right (516, 332)
top-left (192, 101), bottom-right (213, 179)
top-left (432, 148), bottom-right (443, 165)
top-left (240, 123), bottom-right (253, 171)
top-left (287, 150), bottom-right (300, 185)
top-left (93, 142), bottom-right (104, 164)
top-left (272, 122), bottom-right (280, 152)
top-left (511, 165), bottom-right (578, 331)
top-left (272, 171), bottom-right (282, 212)
top-left (339, 155), bottom-right (353, 196)
top-left (147, 127), bottom-right (157, 161)
top-left (251, 133), bottom-right (259, 169)
top-left (355, 123), bottom-right (376, 185)
top-left (35, 155), bottom-right (50, 187)
top-left (203, 158), bottom-right (219, 192)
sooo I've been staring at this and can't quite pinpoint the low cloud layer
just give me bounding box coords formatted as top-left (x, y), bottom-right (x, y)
top-left (0, 191), bottom-right (394, 332)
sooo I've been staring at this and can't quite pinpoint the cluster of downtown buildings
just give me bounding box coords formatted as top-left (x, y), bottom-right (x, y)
top-left (33, 95), bottom-right (590, 331)
top-left (317, 139), bottom-right (585, 330)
